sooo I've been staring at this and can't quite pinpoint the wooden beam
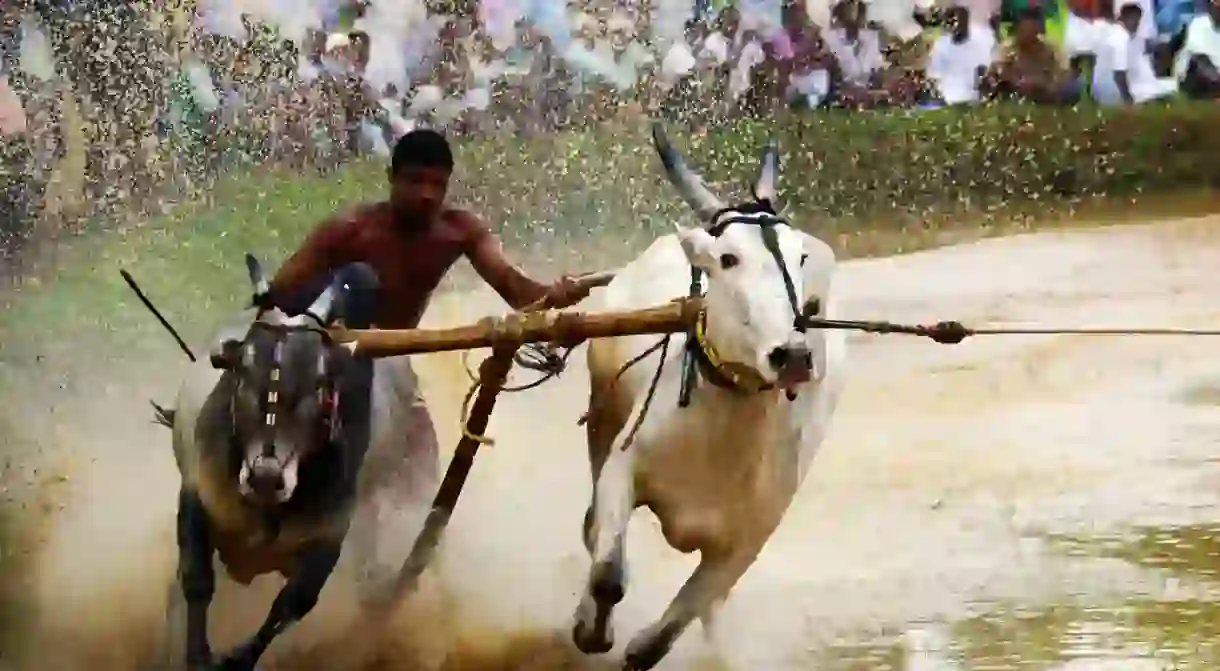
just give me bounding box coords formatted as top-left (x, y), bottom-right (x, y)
top-left (333, 295), bottom-right (703, 358)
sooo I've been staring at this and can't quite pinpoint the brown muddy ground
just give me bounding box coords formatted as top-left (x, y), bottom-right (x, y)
top-left (11, 215), bottom-right (1220, 670)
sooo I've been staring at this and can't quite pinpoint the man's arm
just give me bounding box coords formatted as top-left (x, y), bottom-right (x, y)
top-left (461, 212), bottom-right (553, 310)
top-left (266, 217), bottom-right (354, 311)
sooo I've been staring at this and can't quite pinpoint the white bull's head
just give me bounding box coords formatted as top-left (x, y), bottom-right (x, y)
top-left (210, 255), bottom-right (351, 506)
top-left (653, 123), bottom-right (833, 393)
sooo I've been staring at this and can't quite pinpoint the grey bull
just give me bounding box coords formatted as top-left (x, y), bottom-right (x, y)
top-left (153, 256), bottom-right (438, 670)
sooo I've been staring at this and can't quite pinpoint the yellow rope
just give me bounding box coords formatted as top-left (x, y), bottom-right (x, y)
top-left (457, 348), bottom-right (494, 445)
top-left (450, 284), bottom-right (585, 447)
top-left (459, 379), bottom-right (495, 446)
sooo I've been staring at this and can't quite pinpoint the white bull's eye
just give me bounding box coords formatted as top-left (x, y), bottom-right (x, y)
top-left (720, 253), bottom-right (739, 269)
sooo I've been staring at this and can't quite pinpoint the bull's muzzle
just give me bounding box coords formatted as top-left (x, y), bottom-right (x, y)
top-left (243, 455), bottom-right (286, 501)
top-left (767, 341), bottom-right (814, 387)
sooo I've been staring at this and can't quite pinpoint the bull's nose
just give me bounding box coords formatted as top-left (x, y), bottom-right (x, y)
top-left (767, 345), bottom-right (813, 371)
top-left (249, 461), bottom-right (285, 495)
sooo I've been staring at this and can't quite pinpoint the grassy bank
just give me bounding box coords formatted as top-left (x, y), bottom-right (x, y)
top-left (5, 102), bottom-right (1220, 387)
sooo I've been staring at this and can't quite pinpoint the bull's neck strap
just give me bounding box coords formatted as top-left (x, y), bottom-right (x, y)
top-left (688, 308), bottom-right (774, 396)
top-left (678, 266), bottom-right (702, 408)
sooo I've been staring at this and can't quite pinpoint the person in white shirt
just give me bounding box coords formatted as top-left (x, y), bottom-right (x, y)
top-left (1174, 0), bottom-right (1220, 98)
top-left (926, 5), bottom-right (996, 104)
top-left (1092, 1), bottom-right (1178, 103)
top-left (824, 0), bottom-right (893, 106)
top-left (825, 0), bottom-right (886, 85)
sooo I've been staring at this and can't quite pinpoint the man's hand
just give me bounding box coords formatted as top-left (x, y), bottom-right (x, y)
top-left (252, 290), bottom-right (276, 311)
top-left (547, 275), bottom-right (593, 309)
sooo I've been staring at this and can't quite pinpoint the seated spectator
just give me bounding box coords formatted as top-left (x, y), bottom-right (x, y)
top-left (926, 5), bottom-right (997, 104)
top-left (983, 7), bottom-right (1083, 104)
top-left (1093, 2), bottom-right (1179, 103)
top-left (1064, 0), bottom-right (1104, 76)
top-left (1157, 0), bottom-right (1199, 41)
top-left (771, 2), bottom-right (836, 108)
top-left (1173, 0), bottom-right (1220, 97)
top-left (861, 1), bottom-right (926, 104)
top-left (823, 0), bottom-right (898, 107)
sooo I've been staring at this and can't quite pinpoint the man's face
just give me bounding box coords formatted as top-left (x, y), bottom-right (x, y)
top-left (1209, 0), bottom-right (1220, 23)
top-left (388, 165), bottom-right (450, 225)
top-left (1119, 8), bottom-right (1141, 33)
top-left (833, 1), bottom-right (861, 30)
top-left (1015, 17), bottom-right (1042, 45)
top-left (949, 7), bottom-right (970, 38)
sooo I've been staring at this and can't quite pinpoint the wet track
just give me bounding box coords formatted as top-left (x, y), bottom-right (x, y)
top-left (17, 216), bottom-right (1220, 669)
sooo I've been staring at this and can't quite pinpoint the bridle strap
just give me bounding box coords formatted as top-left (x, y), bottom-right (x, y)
top-left (677, 206), bottom-right (804, 407)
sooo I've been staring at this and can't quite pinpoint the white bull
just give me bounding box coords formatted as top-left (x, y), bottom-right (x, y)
top-left (572, 124), bottom-right (848, 670)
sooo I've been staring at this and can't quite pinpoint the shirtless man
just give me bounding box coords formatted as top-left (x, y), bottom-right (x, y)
top-left (261, 128), bottom-right (587, 579)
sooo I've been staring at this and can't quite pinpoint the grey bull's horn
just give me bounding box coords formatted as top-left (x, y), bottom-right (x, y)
top-left (245, 253), bottom-right (270, 297)
top-left (651, 122), bottom-right (725, 222)
top-left (303, 274), bottom-right (346, 325)
top-left (753, 139), bottom-right (779, 206)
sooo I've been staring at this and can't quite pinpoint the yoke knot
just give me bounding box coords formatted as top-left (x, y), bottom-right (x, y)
top-left (925, 320), bottom-right (970, 344)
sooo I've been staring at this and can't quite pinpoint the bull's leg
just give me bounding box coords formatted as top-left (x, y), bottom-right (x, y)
top-left (622, 548), bottom-right (762, 671)
top-left (214, 542), bottom-right (343, 670)
top-left (573, 446), bottom-right (635, 655)
top-left (176, 489), bottom-right (216, 670)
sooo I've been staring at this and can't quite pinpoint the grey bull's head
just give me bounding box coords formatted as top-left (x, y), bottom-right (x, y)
top-left (652, 122), bottom-right (829, 390)
top-left (211, 254), bottom-right (351, 506)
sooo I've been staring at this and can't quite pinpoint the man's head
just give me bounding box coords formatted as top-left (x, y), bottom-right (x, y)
top-left (349, 30), bottom-right (371, 71)
top-left (1118, 2), bottom-right (1142, 33)
top-left (832, 0), bottom-right (862, 30)
top-left (1209, 0), bottom-right (1220, 23)
top-left (783, 0), bottom-right (811, 32)
top-left (947, 5), bottom-right (970, 39)
top-left (1014, 7), bottom-right (1045, 46)
top-left (388, 129), bottom-right (454, 227)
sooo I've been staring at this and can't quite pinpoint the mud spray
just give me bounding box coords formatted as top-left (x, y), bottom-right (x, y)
top-left (11, 217), bottom-right (1220, 670)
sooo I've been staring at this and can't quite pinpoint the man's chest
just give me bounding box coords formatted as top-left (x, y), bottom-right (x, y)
top-left (352, 230), bottom-right (465, 294)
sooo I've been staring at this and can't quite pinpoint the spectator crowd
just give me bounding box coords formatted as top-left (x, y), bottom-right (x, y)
top-left (0, 0), bottom-right (1219, 264)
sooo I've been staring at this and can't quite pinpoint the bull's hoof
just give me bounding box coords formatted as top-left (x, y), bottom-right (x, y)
top-left (622, 643), bottom-right (667, 671)
top-left (213, 647), bottom-right (260, 671)
top-left (572, 617), bottom-right (614, 655)
top-left (622, 621), bottom-right (683, 671)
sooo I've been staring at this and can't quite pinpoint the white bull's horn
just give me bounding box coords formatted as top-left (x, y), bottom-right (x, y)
top-left (754, 139), bottom-right (779, 206)
top-left (651, 121), bottom-right (725, 221)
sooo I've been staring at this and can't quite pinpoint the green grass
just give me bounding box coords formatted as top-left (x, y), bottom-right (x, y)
top-left (4, 102), bottom-right (1220, 390)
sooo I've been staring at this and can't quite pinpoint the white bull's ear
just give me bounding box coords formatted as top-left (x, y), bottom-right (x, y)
top-left (676, 225), bottom-right (718, 272)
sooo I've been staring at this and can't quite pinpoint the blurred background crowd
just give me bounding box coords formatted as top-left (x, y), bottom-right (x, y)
top-left (0, 0), bottom-right (1218, 264)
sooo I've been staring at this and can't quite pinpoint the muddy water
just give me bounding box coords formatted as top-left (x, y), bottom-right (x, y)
top-left (17, 216), bottom-right (1220, 669)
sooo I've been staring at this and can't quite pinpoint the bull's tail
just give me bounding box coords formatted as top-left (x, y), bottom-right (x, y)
top-left (151, 401), bottom-right (176, 429)
top-left (119, 269), bottom-right (198, 362)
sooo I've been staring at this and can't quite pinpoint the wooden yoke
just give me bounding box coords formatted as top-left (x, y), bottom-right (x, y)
top-left (330, 296), bottom-right (704, 358)
top-left (369, 273), bottom-right (702, 612)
